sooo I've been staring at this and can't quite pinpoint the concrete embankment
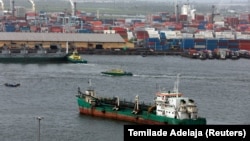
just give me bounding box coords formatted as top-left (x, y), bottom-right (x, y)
top-left (78, 49), bottom-right (182, 56)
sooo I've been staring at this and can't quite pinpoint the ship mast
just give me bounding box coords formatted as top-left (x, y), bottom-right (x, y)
top-left (173, 73), bottom-right (181, 97)
top-left (88, 79), bottom-right (92, 87)
top-left (116, 96), bottom-right (119, 107)
top-left (132, 95), bottom-right (139, 114)
top-left (87, 79), bottom-right (96, 97)
top-left (112, 96), bottom-right (120, 111)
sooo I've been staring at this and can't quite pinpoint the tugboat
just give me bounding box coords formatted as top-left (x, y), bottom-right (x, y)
top-left (101, 68), bottom-right (133, 76)
top-left (67, 49), bottom-right (87, 63)
top-left (76, 74), bottom-right (206, 125)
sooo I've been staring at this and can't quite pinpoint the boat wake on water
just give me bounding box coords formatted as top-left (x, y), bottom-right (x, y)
top-left (183, 75), bottom-right (247, 81)
top-left (68, 63), bottom-right (96, 66)
top-left (132, 74), bottom-right (176, 78)
top-left (133, 73), bottom-right (244, 81)
top-left (82, 63), bottom-right (96, 67)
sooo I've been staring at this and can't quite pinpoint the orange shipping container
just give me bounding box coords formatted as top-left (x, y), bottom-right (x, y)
top-left (88, 21), bottom-right (103, 26)
top-left (112, 27), bottom-right (126, 32)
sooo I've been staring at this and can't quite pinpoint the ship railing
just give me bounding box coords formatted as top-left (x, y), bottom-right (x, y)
top-left (98, 97), bottom-right (154, 111)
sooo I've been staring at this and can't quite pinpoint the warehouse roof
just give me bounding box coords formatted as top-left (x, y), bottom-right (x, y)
top-left (0, 32), bottom-right (125, 43)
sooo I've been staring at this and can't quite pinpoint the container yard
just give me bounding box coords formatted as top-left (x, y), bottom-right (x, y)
top-left (0, 0), bottom-right (249, 59)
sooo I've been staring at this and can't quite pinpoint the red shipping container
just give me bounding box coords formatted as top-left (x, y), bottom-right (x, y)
top-left (239, 40), bottom-right (250, 43)
top-left (239, 45), bottom-right (250, 51)
top-left (50, 26), bottom-right (63, 32)
top-left (179, 14), bottom-right (188, 21)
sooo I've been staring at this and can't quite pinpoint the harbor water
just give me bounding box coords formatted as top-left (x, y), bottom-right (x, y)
top-left (0, 55), bottom-right (250, 141)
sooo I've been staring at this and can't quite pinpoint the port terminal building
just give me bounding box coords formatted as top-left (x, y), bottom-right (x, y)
top-left (0, 32), bottom-right (133, 52)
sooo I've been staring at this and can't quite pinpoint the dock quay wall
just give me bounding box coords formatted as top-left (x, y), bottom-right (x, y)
top-left (78, 49), bottom-right (182, 56)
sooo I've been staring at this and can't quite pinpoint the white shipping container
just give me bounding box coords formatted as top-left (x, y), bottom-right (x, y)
top-left (166, 35), bottom-right (177, 39)
top-left (204, 33), bottom-right (214, 38)
top-left (194, 34), bottom-right (205, 38)
top-left (215, 35), bottom-right (225, 39)
top-left (103, 30), bottom-right (115, 34)
top-left (236, 34), bottom-right (250, 39)
top-left (127, 31), bottom-right (134, 40)
top-left (175, 35), bottom-right (183, 39)
top-left (148, 33), bottom-right (160, 38)
top-left (235, 32), bottom-right (242, 36)
top-left (145, 27), bottom-right (155, 31)
top-left (147, 30), bottom-right (158, 34)
top-left (182, 33), bottom-right (193, 38)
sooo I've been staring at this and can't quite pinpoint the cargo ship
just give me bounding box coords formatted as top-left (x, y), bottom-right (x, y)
top-left (0, 45), bottom-right (68, 63)
top-left (76, 74), bottom-right (206, 125)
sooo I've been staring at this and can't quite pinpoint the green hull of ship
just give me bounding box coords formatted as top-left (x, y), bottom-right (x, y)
top-left (67, 57), bottom-right (88, 63)
top-left (0, 56), bottom-right (68, 63)
top-left (77, 98), bottom-right (206, 125)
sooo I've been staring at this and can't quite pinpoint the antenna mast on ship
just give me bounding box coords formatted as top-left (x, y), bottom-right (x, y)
top-left (132, 95), bottom-right (139, 114)
top-left (173, 73), bottom-right (181, 97)
top-left (88, 79), bottom-right (92, 87)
